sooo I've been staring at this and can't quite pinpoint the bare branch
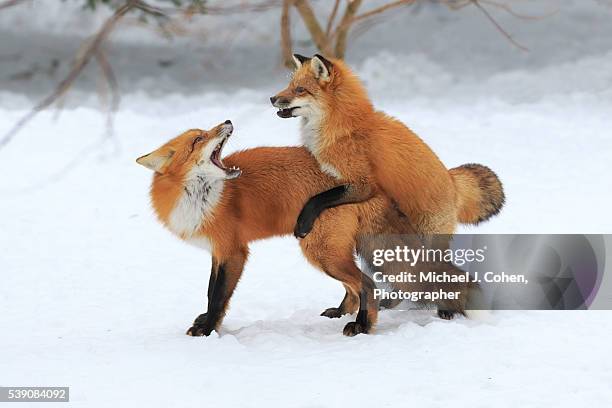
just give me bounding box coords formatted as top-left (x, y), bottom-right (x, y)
top-left (479, 0), bottom-right (559, 20)
top-left (438, 0), bottom-right (472, 11)
top-left (334, 0), bottom-right (363, 59)
top-left (471, 0), bottom-right (528, 51)
top-left (329, 0), bottom-right (416, 47)
top-left (293, 0), bottom-right (331, 55)
top-left (132, 0), bottom-right (167, 18)
top-left (325, 0), bottom-right (341, 37)
top-left (0, 0), bottom-right (135, 149)
top-left (175, 0), bottom-right (283, 16)
top-left (281, 0), bottom-right (294, 68)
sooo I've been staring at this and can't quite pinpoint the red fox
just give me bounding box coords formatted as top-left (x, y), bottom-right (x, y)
top-left (270, 54), bottom-right (505, 239)
top-left (136, 121), bottom-right (387, 336)
top-left (137, 121), bottom-right (501, 336)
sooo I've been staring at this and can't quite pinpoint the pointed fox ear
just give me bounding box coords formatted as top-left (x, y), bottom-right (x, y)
top-left (292, 54), bottom-right (310, 69)
top-left (311, 54), bottom-right (333, 82)
top-left (136, 149), bottom-right (175, 173)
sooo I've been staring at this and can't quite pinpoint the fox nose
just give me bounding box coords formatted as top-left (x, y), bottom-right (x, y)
top-left (270, 96), bottom-right (278, 105)
top-left (224, 119), bottom-right (232, 125)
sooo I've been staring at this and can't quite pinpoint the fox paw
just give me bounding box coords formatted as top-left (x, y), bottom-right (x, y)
top-left (343, 321), bottom-right (369, 337)
top-left (294, 218), bottom-right (314, 238)
top-left (294, 205), bottom-right (317, 238)
top-left (186, 313), bottom-right (214, 336)
top-left (437, 310), bottom-right (456, 320)
top-left (321, 307), bottom-right (345, 319)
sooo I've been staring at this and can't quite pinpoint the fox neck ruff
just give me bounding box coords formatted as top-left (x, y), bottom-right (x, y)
top-left (164, 171), bottom-right (224, 240)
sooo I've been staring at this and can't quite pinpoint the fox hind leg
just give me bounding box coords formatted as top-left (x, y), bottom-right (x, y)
top-left (299, 208), bottom-right (377, 334)
top-left (343, 273), bottom-right (378, 336)
top-left (437, 310), bottom-right (457, 320)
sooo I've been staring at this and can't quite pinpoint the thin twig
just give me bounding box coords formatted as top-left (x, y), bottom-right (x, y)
top-left (325, 0), bottom-right (341, 38)
top-left (479, 0), bottom-right (559, 20)
top-left (166, 0), bottom-right (283, 16)
top-left (133, 0), bottom-right (167, 18)
top-left (329, 0), bottom-right (416, 43)
top-left (0, 0), bottom-right (135, 149)
top-left (471, 0), bottom-right (528, 51)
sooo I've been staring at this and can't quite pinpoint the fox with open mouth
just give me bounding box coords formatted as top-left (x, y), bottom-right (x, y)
top-left (137, 120), bottom-right (388, 336)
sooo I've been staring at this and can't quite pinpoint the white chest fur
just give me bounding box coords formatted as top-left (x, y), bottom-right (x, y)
top-left (168, 175), bottom-right (223, 239)
top-left (300, 117), bottom-right (320, 156)
top-left (300, 117), bottom-right (343, 180)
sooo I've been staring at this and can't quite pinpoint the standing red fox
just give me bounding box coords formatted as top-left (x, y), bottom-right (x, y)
top-left (137, 121), bottom-right (393, 336)
top-left (271, 54), bottom-right (504, 238)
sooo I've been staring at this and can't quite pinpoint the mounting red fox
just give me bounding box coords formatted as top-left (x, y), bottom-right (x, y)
top-left (270, 54), bottom-right (505, 239)
top-left (137, 120), bottom-right (501, 336)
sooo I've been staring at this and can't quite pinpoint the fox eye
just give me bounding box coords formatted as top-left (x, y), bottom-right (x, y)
top-left (295, 86), bottom-right (306, 94)
top-left (190, 136), bottom-right (204, 152)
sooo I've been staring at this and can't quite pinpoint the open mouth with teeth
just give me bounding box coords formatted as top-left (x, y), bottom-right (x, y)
top-left (277, 107), bottom-right (299, 118)
top-left (210, 134), bottom-right (241, 179)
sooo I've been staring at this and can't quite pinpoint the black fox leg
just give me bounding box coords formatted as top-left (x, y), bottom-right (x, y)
top-left (343, 274), bottom-right (378, 336)
top-left (187, 259), bottom-right (223, 336)
top-left (187, 249), bottom-right (248, 336)
top-left (295, 183), bottom-right (374, 238)
top-left (437, 310), bottom-right (457, 320)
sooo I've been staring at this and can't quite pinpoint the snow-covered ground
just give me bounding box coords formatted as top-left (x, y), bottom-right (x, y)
top-left (1, 1), bottom-right (611, 406)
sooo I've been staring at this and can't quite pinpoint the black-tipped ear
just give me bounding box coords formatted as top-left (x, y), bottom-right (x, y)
top-left (292, 54), bottom-right (310, 69)
top-left (314, 54), bottom-right (333, 71)
top-left (311, 54), bottom-right (333, 81)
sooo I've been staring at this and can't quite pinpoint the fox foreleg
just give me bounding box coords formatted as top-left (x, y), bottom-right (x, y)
top-left (294, 182), bottom-right (374, 238)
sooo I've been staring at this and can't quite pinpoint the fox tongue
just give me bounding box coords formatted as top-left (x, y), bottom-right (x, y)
top-left (212, 155), bottom-right (223, 168)
top-left (211, 144), bottom-right (225, 168)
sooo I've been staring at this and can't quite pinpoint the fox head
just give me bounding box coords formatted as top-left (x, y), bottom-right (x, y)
top-left (136, 120), bottom-right (241, 180)
top-left (270, 54), bottom-right (371, 122)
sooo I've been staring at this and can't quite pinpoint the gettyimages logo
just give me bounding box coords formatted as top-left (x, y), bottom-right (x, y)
top-left (361, 234), bottom-right (607, 310)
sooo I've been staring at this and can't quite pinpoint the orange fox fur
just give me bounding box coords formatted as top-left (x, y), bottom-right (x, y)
top-left (271, 54), bottom-right (505, 236)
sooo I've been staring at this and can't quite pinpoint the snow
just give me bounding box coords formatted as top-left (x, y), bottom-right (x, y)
top-left (1, 0), bottom-right (612, 406)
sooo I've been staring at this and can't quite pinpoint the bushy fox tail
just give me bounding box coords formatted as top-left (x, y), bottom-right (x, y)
top-left (450, 163), bottom-right (505, 225)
